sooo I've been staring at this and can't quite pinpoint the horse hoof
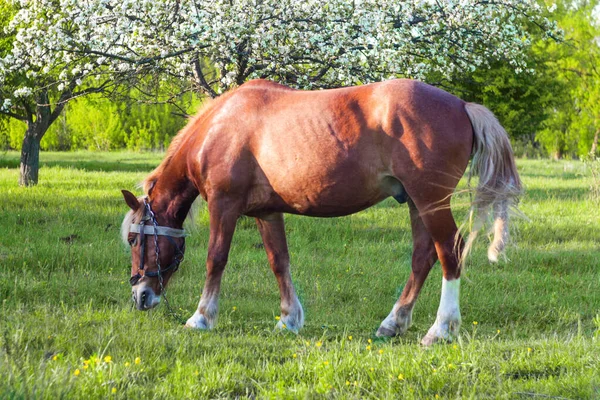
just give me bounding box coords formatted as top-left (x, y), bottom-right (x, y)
top-left (185, 312), bottom-right (209, 329)
top-left (376, 326), bottom-right (397, 337)
top-left (420, 333), bottom-right (439, 346)
top-left (276, 319), bottom-right (298, 334)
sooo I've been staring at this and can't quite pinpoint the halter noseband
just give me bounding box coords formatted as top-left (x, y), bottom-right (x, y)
top-left (129, 198), bottom-right (186, 286)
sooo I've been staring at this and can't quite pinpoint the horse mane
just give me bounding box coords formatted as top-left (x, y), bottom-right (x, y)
top-left (142, 97), bottom-right (218, 195)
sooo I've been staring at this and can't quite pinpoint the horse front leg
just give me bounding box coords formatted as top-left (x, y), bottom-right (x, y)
top-left (186, 198), bottom-right (240, 330)
top-left (377, 199), bottom-right (438, 337)
top-left (255, 213), bottom-right (304, 333)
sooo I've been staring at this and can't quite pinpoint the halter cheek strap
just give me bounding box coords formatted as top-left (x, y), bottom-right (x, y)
top-left (129, 199), bottom-right (187, 286)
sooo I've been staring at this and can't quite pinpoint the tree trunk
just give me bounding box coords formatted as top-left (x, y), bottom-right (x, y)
top-left (19, 126), bottom-right (42, 186)
top-left (591, 128), bottom-right (599, 157)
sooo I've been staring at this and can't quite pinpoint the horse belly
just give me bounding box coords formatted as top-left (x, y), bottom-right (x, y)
top-left (256, 148), bottom-right (394, 217)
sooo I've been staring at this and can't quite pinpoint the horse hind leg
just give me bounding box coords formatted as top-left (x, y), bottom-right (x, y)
top-left (255, 213), bottom-right (304, 332)
top-left (377, 199), bottom-right (437, 337)
top-left (186, 196), bottom-right (241, 329)
top-left (416, 203), bottom-right (464, 346)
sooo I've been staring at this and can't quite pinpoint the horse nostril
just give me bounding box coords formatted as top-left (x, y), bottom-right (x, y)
top-left (141, 290), bottom-right (147, 306)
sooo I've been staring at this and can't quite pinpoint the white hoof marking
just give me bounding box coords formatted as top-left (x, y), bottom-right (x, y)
top-left (185, 311), bottom-right (210, 330)
top-left (422, 278), bottom-right (461, 345)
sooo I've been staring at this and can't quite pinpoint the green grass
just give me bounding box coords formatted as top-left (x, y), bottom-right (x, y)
top-left (1, 151), bottom-right (599, 399)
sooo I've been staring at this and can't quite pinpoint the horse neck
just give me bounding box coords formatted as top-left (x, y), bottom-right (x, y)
top-left (148, 164), bottom-right (198, 229)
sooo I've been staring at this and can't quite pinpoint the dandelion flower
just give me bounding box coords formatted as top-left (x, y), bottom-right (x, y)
top-left (282, 324), bottom-right (287, 329)
top-left (275, 316), bottom-right (281, 321)
top-left (348, 336), bottom-right (353, 341)
top-left (134, 357), bottom-right (141, 365)
top-left (232, 306), bottom-right (237, 311)
top-left (497, 329), bottom-right (500, 334)
top-left (473, 321), bottom-right (478, 325)
top-left (366, 345), bottom-right (372, 351)
top-left (453, 345), bottom-right (458, 350)
top-left (346, 380), bottom-right (350, 385)
top-left (323, 361), bottom-right (329, 365)
top-left (52, 355), bottom-right (58, 361)
top-left (74, 369), bottom-right (80, 376)
top-left (527, 347), bottom-right (532, 352)
top-left (370, 368), bottom-right (374, 372)
top-left (316, 341), bottom-right (322, 348)
top-left (398, 373), bottom-right (404, 380)
top-left (368, 339), bottom-right (372, 344)
top-left (104, 356), bottom-right (112, 363)
top-left (125, 362), bottom-right (130, 367)
top-left (292, 353), bottom-right (297, 358)
top-left (378, 349), bottom-right (384, 355)
top-left (111, 388), bottom-right (117, 394)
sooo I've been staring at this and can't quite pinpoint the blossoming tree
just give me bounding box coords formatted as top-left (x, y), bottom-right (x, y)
top-left (1, 0), bottom-right (558, 185)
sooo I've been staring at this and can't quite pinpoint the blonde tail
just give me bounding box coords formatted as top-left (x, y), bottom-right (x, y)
top-left (462, 103), bottom-right (523, 265)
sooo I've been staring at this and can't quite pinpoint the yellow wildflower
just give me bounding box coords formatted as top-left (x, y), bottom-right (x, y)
top-left (473, 321), bottom-right (478, 325)
top-left (275, 316), bottom-right (281, 321)
top-left (316, 341), bottom-right (322, 348)
top-left (378, 349), bottom-right (384, 355)
top-left (52, 355), bottom-right (58, 361)
top-left (73, 369), bottom-right (80, 377)
top-left (134, 357), bottom-right (141, 365)
top-left (104, 356), bottom-right (112, 363)
top-left (346, 380), bottom-right (350, 386)
top-left (368, 338), bottom-right (372, 344)
top-left (292, 353), bottom-right (297, 358)
top-left (232, 306), bottom-right (237, 311)
top-left (398, 374), bottom-right (404, 380)
top-left (125, 362), bottom-right (130, 367)
top-left (323, 361), bottom-right (329, 365)
top-left (282, 324), bottom-right (287, 329)
top-left (366, 345), bottom-right (372, 351)
top-left (348, 336), bottom-right (353, 341)
top-left (111, 388), bottom-right (117, 394)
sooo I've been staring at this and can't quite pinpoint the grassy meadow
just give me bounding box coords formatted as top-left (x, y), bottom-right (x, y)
top-left (0, 151), bottom-right (599, 399)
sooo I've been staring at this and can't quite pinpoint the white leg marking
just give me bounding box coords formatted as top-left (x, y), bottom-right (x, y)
top-left (376, 303), bottom-right (414, 337)
top-left (421, 278), bottom-right (461, 345)
top-left (185, 295), bottom-right (218, 330)
top-left (276, 296), bottom-right (304, 333)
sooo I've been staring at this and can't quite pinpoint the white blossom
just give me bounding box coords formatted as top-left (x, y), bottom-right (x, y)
top-left (0, 0), bottom-right (561, 104)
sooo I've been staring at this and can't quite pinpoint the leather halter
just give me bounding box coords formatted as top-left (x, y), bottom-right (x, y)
top-left (129, 198), bottom-right (186, 286)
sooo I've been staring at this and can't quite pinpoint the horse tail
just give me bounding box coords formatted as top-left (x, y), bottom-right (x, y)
top-left (461, 103), bottom-right (523, 266)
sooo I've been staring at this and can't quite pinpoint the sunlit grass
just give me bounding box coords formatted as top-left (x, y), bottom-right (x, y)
top-left (0, 151), bottom-right (599, 398)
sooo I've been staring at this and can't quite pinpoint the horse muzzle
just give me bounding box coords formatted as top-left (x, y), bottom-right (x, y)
top-left (132, 284), bottom-right (161, 311)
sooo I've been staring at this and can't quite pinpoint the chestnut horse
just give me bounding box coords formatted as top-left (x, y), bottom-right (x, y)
top-left (121, 79), bottom-right (521, 345)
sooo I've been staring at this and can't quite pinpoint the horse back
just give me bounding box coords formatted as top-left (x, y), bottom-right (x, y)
top-left (189, 79), bottom-right (473, 216)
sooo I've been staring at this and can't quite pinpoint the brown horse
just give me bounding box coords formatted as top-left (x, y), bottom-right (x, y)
top-left (121, 79), bottom-right (521, 345)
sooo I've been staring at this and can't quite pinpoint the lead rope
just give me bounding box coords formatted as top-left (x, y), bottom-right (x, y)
top-left (146, 202), bottom-right (187, 325)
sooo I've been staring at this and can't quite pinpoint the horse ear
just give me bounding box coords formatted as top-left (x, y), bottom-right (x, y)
top-left (121, 190), bottom-right (140, 211)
